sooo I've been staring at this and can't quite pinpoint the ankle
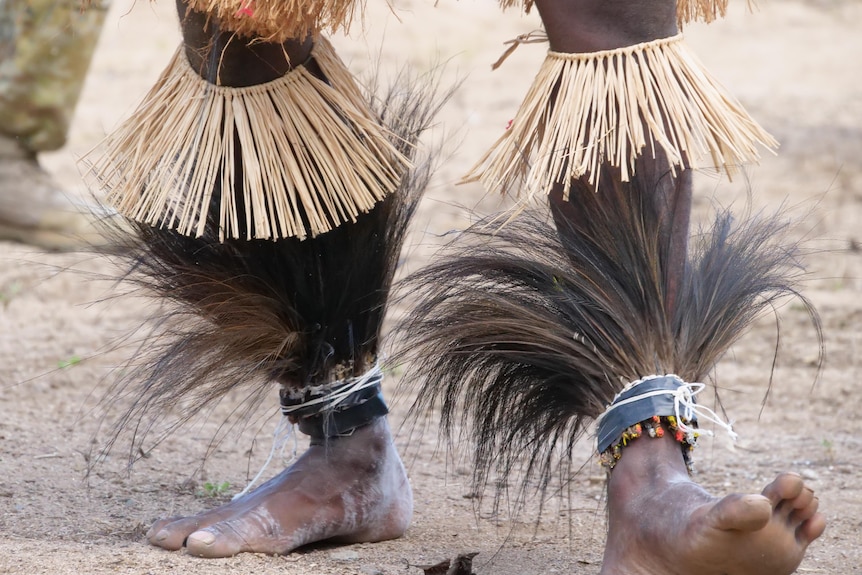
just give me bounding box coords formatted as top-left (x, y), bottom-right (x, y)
top-left (607, 432), bottom-right (691, 493)
top-left (602, 420), bottom-right (696, 532)
top-left (308, 417), bottom-right (394, 464)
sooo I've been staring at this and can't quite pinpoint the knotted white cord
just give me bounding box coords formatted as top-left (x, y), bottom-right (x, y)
top-left (280, 362), bottom-right (383, 416)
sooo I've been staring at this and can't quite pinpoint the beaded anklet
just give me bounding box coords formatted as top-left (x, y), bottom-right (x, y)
top-left (595, 374), bottom-right (736, 474)
top-left (599, 415), bottom-right (699, 473)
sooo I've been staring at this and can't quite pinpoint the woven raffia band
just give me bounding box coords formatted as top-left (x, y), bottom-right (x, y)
top-left (280, 365), bottom-right (389, 439)
top-left (82, 37), bottom-right (408, 242)
top-left (182, 0), bottom-right (360, 41)
top-left (462, 34), bottom-right (777, 200)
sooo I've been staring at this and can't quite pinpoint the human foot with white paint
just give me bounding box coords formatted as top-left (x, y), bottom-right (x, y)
top-left (147, 418), bottom-right (412, 557)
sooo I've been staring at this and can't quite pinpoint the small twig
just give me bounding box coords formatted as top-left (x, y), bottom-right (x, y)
top-left (33, 452), bottom-right (61, 459)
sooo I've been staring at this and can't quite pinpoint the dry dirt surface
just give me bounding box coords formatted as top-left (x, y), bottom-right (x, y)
top-left (2, 1), bottom-right (861, 573)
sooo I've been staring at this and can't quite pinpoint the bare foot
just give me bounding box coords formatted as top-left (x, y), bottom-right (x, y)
top-left (146, 418), bottom-right (412, 557)
top-left (601, 430), bottom-right (826, 575)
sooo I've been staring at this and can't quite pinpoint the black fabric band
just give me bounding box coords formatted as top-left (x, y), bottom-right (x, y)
top-left (595, 375), bottom-right (698, 453)
top-left (298, 387), bottom-right (389, 439)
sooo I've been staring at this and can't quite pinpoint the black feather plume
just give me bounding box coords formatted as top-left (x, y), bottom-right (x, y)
top-left (397, 169), bottom-right (820, 503)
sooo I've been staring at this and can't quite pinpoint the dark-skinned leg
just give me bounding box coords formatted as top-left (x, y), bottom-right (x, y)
top-left (549, 157), bottom-right (691, 314)
top-left (549, 131), bottom-right (825, 575)
top-left (143, 2), bottom-right (414, 557)
top-left (541, 1), bottom-right (825, 572)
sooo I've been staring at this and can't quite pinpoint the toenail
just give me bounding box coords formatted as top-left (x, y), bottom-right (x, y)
top-left (190, 531), bottom-right (217, 546)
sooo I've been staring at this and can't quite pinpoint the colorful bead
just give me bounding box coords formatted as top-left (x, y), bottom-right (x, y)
top-left (599, 415), bottom-right (699, 474)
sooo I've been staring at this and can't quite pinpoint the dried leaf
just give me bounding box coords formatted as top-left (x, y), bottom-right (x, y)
top-left (414, 552), bottom-right (479, 575)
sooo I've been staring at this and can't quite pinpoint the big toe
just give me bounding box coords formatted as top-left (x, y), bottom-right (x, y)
top-left (147, 517), bottom-right (204, 550)
top-left (186, 523), bottom-right (253, 558)
top-left (706, 493), bottom-right (772, 532)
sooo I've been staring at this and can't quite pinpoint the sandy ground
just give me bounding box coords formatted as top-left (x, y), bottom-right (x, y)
top-left (2, 0), bottom-right (862, 573)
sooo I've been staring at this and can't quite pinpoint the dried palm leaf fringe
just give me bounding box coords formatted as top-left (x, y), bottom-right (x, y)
top-left (185, 0), bottom-right (362, 42)
top-left (397, 174), bottom-right (820, 506)
top-left (677, 0), bottom-right (757, 27)
top-left (82, 37), bottom-right (408, 242)
top-left (496, 0), bottom-right (535, 13)
top-left (678, 0), bottom-right (729, 25)
top-left (463, 34), bottom-right (777, 200)
top-left (79, 0), bottom-right (360, 41)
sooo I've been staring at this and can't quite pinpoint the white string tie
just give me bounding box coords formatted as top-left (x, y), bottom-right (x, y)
top-left (280, 362), bottom-right (383, 417)
top-left (600, 376), bottom-right (738, 442)
top-left (232, 415), bottom-right (298, 501)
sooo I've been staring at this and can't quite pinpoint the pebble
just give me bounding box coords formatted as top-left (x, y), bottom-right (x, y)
top-left (330, 550), bottom-right (361, 561)
top-left (800, 469), bottom-right (820, 481)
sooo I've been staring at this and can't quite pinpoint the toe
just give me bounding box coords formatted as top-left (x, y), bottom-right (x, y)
top-left (790, 495), bottom-right (819, 525)
top-left (786, 487), bottom-right (816, 523)
top-left (761, 473), bottom-right (805, 508)
top-left (185, 524), bottom-right (249, 558)
top-left (796, 512), bottom-right (827, 544)
top-left (146, 516), bottom-right (181, 540)
top-left (706, 493), bottom-right (772, 532)
top-left (147, 517), bottom-right (205, 550)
